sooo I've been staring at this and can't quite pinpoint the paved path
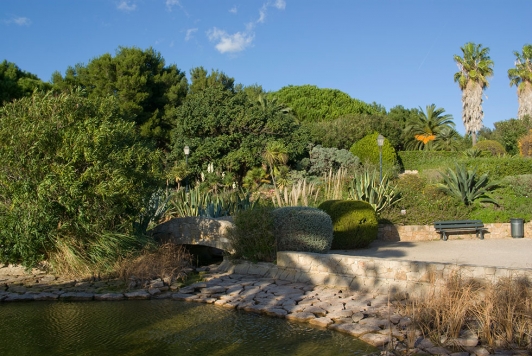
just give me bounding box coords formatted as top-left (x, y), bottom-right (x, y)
top-left (332, 238), bottom-right (532, 269)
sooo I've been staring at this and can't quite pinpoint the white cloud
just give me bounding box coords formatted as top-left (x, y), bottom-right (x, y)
top-left (185, 28), bottom-right (198, 41)
top-left (2, 16), bottom-right (31, 26)
top-left (229, 6), bottom-right (238, 14)
top-left (166, 0), bottom-right (180, 11)
top-left (207, 27), bottom-right (254, 54)
top-left (117, 1), bottom-right (136, 12)
top-left (207, 0), bottom-right (285, 54)
top-left (273, 0), bottom-right (286, 10)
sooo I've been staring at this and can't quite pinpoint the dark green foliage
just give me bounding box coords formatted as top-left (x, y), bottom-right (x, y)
top-left (492, 117), bottom-right (532, 155)
top-left (272, 85), bottom-right (379, 123)
top-left (379, 174), bottom-right (472, 225)
top-left (188, 66), bottom-right (235, 93)
top-left (170, 85), bottom-right (307, 182)
top-left (272, 207), bottom-right (333, 253)
top-left (305, 113), bottom-right (403, 151)
top-left (226, 207), bottom-right (276, 262)
top-left (475, 140), bottom-right (506, 156)
top-left (52, 46), bottom-right (188, 149)
top-left (0, 91), bottom-right (163, 267)
top-left (437, 164), bottom-right (497, 206)
top-left (398, 151), bottom-right (463, 171)
top-left (318, 200), bottom-right (378, 249)
top-left (350, 132), bottom-right (397, 172)
top-left (308, 145), bottom-right (359, 175)
top-left (0, 60), bottom-right (51, 104)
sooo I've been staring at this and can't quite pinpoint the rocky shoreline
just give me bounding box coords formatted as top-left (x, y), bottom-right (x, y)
top-left (0, 263), bottom-right (527, 356)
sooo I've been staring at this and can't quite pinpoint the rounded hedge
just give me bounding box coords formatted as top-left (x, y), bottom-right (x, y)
top-left (350, 132), bottom-right (397, 171)
top-left (475, 140), bottom-right (506, 157)
top-left (318, 200), bottom-right (378, 249)
top-left (272, 207), bottom-right (333, 253)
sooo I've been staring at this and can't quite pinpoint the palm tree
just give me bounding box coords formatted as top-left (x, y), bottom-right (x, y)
top-left (405, 104), bottom-right (455, 150)
top-left (257, 94), bottom-right (291, 114)
top-left (508, 44), bottom-right (532, 119)
top-left (453, 42), bottom-right (494, 146)
top-left (262, 141), bottom-right (288, 188)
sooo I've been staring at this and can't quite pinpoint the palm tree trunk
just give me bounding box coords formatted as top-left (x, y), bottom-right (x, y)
top-left (518, 83), bottom-right (532, 119)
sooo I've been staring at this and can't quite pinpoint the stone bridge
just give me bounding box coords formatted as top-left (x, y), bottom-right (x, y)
top-left (149, 216), bottom-right (234, 252)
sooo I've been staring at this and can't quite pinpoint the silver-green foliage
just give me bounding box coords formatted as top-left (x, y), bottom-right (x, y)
top-left (437, 164), bottom-right (497, 206)
top-left (348, 170), bottom-right (401, 213)
top-left (272, 207), bottom-right (333, 253)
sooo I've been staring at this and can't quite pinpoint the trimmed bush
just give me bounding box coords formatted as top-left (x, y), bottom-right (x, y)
top-left (350, 132), bottom-right (397, 172)
top-left (464, 157), bottom-right (532, 181)
top-left (475, 140), bottom-right (506, 156)
top-left (318, 200), bottom-right (378, 249)
top-left (226, 207), bottom-right (276, 262)
top-left (272, 207), bottom-right (333, 253)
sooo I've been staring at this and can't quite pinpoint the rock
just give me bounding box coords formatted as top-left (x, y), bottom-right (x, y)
top-left (148, 288), bottom-right (161, 295)
top-left (59, 292), bottom-right (94, 301)
top-left (124, 290), bottom-right (151, 300)
top-left (303, 305), bottom-right (327, 317)
top-left (94, 293), bottom-right (125, 301)
top-left (329, 323), bottom-right (380, 337)
top-left (285, 312), bottom-right (316, 322)
top-left (200, 286), bottom-right (227, 295)
top-left (263, 308), bottom-right (288, 318)
top-left (351, 311), bottom-right (365, 322)
top-left (309, 317), bottom-right (333, 328)
top-left (33, 292), bottom-right (59, 301)
top-left (149, 280), bottom-right (165, 289)
top-left (425, 346), bottom-right (450, 355)
top-left (4, 293), bottom-right (35, 301)
top-left (359, 333), bottom-right (391, 347)
top-left (464, 346), bottom-right (490, 356)
top-left (171, 293), bottom-right (199, 301)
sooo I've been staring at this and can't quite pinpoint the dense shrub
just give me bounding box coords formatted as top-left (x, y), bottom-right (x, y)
top-left (226, 207), bottom-right (276, 262)
top-left (398, 151), bottom-right (463, 171)
top-left (0, 91), bottom-right (162, 268)
top-left (464, 157), bottom-right (532, 181)
top-left (518, 129), bottom-right (532, 157)
top-left (350, 132), bottom-right (397, 174)
top-left (308, 144), bottom-right (359, 175)
top-left (474, 140), bottom-right (506, 156)
top-left (379, 174), bottom-right (471, 225)
top-left (318, 200), bottom-right (378, 249)
top-left (272, 207), bottom-right (333, 253)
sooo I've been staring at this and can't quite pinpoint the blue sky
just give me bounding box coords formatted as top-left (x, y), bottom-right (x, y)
top-left (2, 0), bottom-right (531, 134)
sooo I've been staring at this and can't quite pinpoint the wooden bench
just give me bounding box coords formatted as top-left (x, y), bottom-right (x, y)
top-left (433, 220), bottom-right (486, 241)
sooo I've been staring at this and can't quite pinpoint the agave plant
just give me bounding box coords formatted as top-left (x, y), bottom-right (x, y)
top-left (436, 163), bottom-right (497, 206)
top-left (348, 170), bottom-right (401, 213)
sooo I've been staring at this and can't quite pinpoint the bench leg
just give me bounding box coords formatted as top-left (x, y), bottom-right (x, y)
top-left (442, 232), bottom-right (448, 241)
top-left (479, 231), bottom-right (484, 240)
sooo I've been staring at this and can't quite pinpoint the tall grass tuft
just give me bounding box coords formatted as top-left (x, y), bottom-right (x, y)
top-left (272, 178), bottom-right (320, 207)
top-left (116, 243), bottom-right (193, 284)
top-left (48, 233), bottom-right (152, 278)
top-left (399, 273), bottom-right (532, 350)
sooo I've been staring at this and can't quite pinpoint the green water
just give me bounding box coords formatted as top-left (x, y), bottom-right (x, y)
top-left (0, 300), bottom-right (379, 356)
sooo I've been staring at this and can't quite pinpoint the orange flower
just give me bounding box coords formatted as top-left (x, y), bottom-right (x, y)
top-left (415, 134), bottom-right (436, 144)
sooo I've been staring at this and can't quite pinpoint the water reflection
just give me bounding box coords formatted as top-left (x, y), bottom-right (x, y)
top-left (0, 300), bottom-right (379, 355)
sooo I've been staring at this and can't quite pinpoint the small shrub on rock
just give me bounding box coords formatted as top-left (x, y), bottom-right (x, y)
top-left (318, 200), bottom-right (378, 249)
top-left (272, 207), bottom-right (333, 253)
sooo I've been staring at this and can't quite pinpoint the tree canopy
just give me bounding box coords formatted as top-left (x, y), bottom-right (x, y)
top-left (272, 85), bottom-right (379, 122)
top-left (0, 60), bottom-right (50, 104)
top-left (169, 85), bottom-right (308, 181)
top-left (52, 46), bottom-right (188, 149)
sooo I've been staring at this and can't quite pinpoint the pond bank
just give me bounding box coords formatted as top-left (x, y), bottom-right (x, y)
top-left (0, 262), bottom-right (528, 355)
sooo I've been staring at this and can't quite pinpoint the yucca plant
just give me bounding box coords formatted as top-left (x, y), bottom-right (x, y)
top-left (348, 169), bottom-right (401, 213)
top-left (436, 163), bottom-right (497, 206)
top-left (272, 178), bottom-right (320, 207)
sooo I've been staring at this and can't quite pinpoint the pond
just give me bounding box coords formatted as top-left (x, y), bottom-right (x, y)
top-left (0, 300), bottom-right (379, 356)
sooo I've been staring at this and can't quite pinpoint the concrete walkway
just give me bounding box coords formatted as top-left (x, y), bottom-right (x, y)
top-left (332, 238), bottom-right (532, 270)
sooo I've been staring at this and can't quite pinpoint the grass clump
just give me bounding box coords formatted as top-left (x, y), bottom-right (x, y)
top-left (399, 274), bottom-right (532, 351)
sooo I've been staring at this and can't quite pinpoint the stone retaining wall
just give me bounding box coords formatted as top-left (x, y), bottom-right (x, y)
top-left (220, 252), bottom-right (532, 297)
top-left (378, 222), bottom-right (532, 242)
